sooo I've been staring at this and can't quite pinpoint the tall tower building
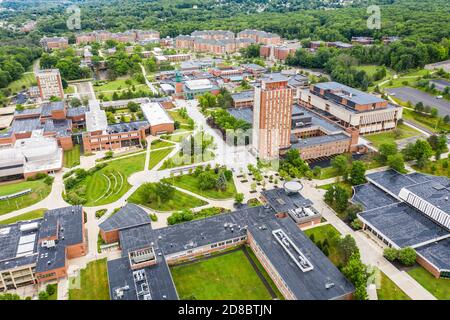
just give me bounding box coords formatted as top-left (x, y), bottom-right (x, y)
top-left (35, 69), bottom-right (64, 101)
top-left (252, 74), bottom-right (294, 160)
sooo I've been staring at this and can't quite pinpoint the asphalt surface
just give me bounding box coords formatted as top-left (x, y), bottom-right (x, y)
top-left (429, 79), bottom-right (450, 92)
top-left (386, 87), bottom-right (450, 116)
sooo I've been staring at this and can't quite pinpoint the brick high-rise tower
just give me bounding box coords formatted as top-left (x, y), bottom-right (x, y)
top-left (35, 69), bottom-right (64, 101)
top-left (252, 74), bottom-right (294, 160)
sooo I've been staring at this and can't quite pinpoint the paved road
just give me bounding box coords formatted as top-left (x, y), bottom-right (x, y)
top-left (72, 81), bottom-right (96, 100)
top-left (429, 79), bottom-right (450, 92)
top-left (140, 63), bottom-right (159, 96)
top-left (387, 87), bottom-right (450, 116)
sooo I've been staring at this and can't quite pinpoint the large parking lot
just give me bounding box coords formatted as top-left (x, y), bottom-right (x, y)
top-left (387, 86), bottom-right (450, 116)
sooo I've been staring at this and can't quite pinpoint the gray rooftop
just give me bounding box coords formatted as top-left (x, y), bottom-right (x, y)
top-left (0, 220), bottom-right (41, 272)
top-left (352, 183), bottom-right (399, 211)
top-left (415, 238), bottom-right (450, 272)
top-left (366, 169), bottom-right (421, 197)
top-left (262, 188), bottom-right (313, 213)
top-left (313, 81), bottom-right (386, 106)
top-left (358, 202), bottom-right (449, 248)
top-left (41, 101), bottom-right (65, 117)
top-left (106, 121), bottom-right (149, 134)
top-left (36, 206), bottom-right (84, 273)
top-left (405, 178), bottom-right (450, 215)
top-left (291, 133), bottom-right (350, 149)
top-left (99, 204), bottom-right (151, 232)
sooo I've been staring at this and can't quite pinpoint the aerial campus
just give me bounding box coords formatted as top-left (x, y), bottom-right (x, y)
top-left (0, 1), bottom-right (450, 304)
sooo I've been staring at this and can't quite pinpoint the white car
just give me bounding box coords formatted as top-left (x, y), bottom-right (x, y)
top-left (436, 95), bottom-right (443, 99)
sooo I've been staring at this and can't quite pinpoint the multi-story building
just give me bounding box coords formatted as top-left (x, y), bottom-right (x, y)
top-left (0, 101), bottom-right (83, 151)
top-left (0, 206), bottom-right (87, 292)
top-left (351, 36), bottom-right (374, 45)
top-left (100, 186), bottom-right (354, 300)
top-left (252, 74), bottom-right (294, 159)
top-left (40, 37), bottom-right (69, 51)
top-left (35, 69), bottom-right (64, 101)
top-left (299, 82), bottom-right (402, 134)
top-left (82, 100), bottom-right (174, 153)
top-left (353, 169), bottom-right (450, 278)
top-left (0, 133), bottom-right (63, 181)
top-left (237, 29), bottom-right (282, 45)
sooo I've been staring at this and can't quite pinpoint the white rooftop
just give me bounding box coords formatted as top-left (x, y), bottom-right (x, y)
top-left (141, 102), bottom-right (174, 127)
top-left (185, 79), bottom-right (213, 91)
top-left (86, 100), bottom-right (108, 132)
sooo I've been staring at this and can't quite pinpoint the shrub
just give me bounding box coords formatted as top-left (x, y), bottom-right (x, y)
top-left (383, 248), bottom-right (398, 262)
top-left (44, 176), bottom-right (54, 186)
top-left (149, 213), bottom-right (158, 222)
top-left (46, 284), bottom-right (56, 296)
top-left (398, 247), bottom-right (417, 266)
top-left (95, 209), bottom-right (107, 218)
top-left (350, 219), bottom-right (362, 230)
top-left (38, 291), bottom-right (49, 300)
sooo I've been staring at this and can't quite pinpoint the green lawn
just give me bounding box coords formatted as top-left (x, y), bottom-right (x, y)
top-left (151, 139), bottom-right (174, 150)
top-left (47, 284), bottom-right (58, 300)
top-left (149, 147), bottom-right (174, 170)
top-left (303, 224), bottom-right (344, 267)
top-left (68, 153), bottom-right (145, 206)
top-left (0, 208), bottom-right (47, 225)
top-left (364, 123), bottom-right (421, 148)
top-left (64, 145), bottom-right (81, 168)
top-left (168, 110), bottom-right (194, 129)
top-left (164, 172), bottom-right (236, 200)
top-left (0, 180), bottom-right (52, 215)
top-left (159, 150), bottom-right (215, 170)
top-left (7, 72), bottom-right (36, 94)
top-left (93, 78), bottom-right (139, 92)
top-left (316, 158), bottom-right (383, 180)
top-left (379, 69), bottom-right (432, 89)
top-left (64, 85), bottom-right (75, 94)
top-left (413, 158), bottom-right (450, 178)
top-left (401, 108), bottom-right (450, 133)
top-left (170, 249), bottom-right (275, 300)
top-left (377, 271), bottom-right (411, 300)
top-left (407, 266), bottom-right (450, 300)
top-left (68, 259), bottom-right (109, 300)
top-left (128, 183), bottom-right (207, 211)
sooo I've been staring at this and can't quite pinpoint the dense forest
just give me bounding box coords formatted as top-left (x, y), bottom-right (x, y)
top-left (0, 0), bottom-right (449, 95)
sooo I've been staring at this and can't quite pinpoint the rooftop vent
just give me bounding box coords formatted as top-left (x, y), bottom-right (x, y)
top-left (325, 282), bottom-right (335, 289)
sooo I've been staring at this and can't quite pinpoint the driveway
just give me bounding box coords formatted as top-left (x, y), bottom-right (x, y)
top-left (386, 87), bottom-right (450, 116)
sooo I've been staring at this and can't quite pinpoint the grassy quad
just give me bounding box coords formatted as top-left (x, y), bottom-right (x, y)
top-left (407, 266), bottom-right (450, 300)
top-left (0, 208), bottom-right (47, 225)
top-left (376, 271), bottom-right (411, 300)
top-left (68, 259), bottom-right (109, 300)
top-left (0, 180), bottom-right (52, 215)
top-left (164, 172), bottom-right (237, 200)
top-left (128, 183), bottom-right (207, 211)
top-left (170, 249), bottom-right (275, 300)
top-left (73, 153), bottom-right (145, 206)
top-left (150, 139), bottom-right (174, 150)
top-left (364, 123), bottom-right (422, 148)
top-left (63, 145), bottom-right (81, 168)
top-left (303, 224), bottom-right (344, 267)
top-left (149, 147), bottom-right (174, 170)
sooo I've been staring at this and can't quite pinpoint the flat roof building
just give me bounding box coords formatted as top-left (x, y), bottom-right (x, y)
top-left (0, 206), bottom-right (86, 292)
top-left (101, 189), bottom-right (354, 300)
top-left (352, 169), bottom-right (450, 278)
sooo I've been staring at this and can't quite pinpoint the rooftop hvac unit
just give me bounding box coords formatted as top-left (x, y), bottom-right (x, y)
top-left (20, 222), bottom-right (39, 232)
top-left (325, 282), bottom-right (335, 289)
top-left (42, 240), bottom-right (56, 248)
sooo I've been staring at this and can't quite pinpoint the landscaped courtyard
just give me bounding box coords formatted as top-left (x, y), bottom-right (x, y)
top-left (148, 147), bottom-right (174, 170)
top-left (364, 123), bottom-right (422, 148)
top-left (128, 182), bottom-right (207, 211)
top-left (163, 171), bottom-right (237, 200)
top-left (170, 248), bottom-right (278, 300)
top-left (68, 259), bottom-right (110, 300)
top-left (0, 179), bottom-right (52, 215)
top-left (64, 153), bottom-right (145, 206)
